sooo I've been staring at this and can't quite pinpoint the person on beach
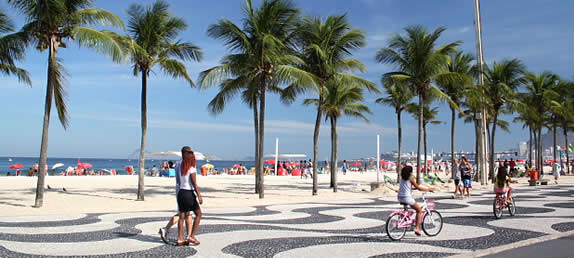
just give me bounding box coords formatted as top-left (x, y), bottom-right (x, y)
top-left (173, 146), bottom-right (203, 246)
top-left (342, 160), bottom-right (348, 175)
top-left (398, 166), bottom-right (433, 236)
top-left (452, 158), bottom-right (462, 198)
top-left (494, 167), bottom-right (516, 203)
top-left (460, 156), bottom-right (473, 198)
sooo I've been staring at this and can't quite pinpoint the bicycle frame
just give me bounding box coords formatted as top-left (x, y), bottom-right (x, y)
top-left (495, 193), bottom-right (508, 209)
top-left (389, 193), bottom-right (435, 229)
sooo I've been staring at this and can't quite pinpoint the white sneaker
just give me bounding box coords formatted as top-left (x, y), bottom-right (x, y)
top-left (159, 228), bottom-right (168, 244)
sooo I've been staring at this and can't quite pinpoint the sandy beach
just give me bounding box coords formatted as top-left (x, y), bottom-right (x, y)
top-left (1, 170), bottom-right (572, 217)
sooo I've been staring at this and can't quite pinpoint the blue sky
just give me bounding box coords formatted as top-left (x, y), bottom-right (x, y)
top-left (0, 0), bottom-right (572, 160)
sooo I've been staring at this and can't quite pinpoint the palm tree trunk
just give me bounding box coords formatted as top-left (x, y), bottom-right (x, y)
top-left (552, 120), bottom-right (557, 170)
top-left (396, 111), bottom-right (402, 183)
top-left (450, 107), bottom-right (456, 180)
top-left (490, 112), bottom-right (498, 183)
top-left (257, 83), bottom-right (266, 199)
top-left (528, 126), bottom-right (532, 168)
top-left (312, 97), bottom-right (322, 195)
top-left (474, 119), bottom-right (480, 182)
top-left (564, 127), bottom-right (570, 174)
top-left (34, 38), bottom-right (57, 208)
top-left (253, 103), bottom-right (259, 193)
top-left (416, 93), bottom-right (423, 184)
top-left (137, 69), bottom-right (148, 201)
top-left (536, 121), bottom-right (544, 176)
top-left (424, 122), bottom-right (428, 175)
top-left (330, 116), bottom-right (338, 192)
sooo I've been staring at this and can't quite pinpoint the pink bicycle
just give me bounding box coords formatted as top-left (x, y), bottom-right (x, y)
top-left (386, 193), bottom-right (443, 241)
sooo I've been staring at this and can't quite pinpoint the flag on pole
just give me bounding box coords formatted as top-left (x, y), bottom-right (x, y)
top-left (568, 144), bottom-right (574, 152)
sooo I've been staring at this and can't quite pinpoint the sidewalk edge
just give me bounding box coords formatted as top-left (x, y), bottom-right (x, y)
top-left (448, 230), bottom-right (574, 258)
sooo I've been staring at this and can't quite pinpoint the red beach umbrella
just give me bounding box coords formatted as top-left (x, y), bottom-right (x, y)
top-left (82, 163), bottom-right (93, 168)
top-left (264, 160), bottom-right (275, 164)
top-left (9, 164), bottom-right (24, 169)
top-left (352, 162), bottom-right (362, 166)
top-left (232, 164), bottom-right (240, 168)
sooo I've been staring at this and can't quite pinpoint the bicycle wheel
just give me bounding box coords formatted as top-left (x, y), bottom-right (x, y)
top-left (422, 210), bottom-right (443, 236)
top-left (386, 213), bottom-right (407, 241)
top-left (493, 198), bottom-right (503, 219)
top-left (508, 197), bottom-right (516, 216)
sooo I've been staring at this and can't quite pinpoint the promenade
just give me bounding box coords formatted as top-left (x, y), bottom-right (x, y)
top-left (0, 182), bottom-right (573, 257)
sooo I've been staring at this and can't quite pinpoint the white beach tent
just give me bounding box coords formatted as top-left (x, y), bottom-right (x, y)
top-left (151, 151), bottom-right (206, 160)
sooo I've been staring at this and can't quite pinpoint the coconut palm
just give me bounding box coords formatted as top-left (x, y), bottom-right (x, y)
top-left (199, 0), bottom-right (313, 198)
top-left (7, 0), bottom-right (125, 207)
top-left (375, 25), bottom-right (460, 183)
top-left (407, 102), bottom-right (443, 173)
top-left (109, 0), bottom-right (203, 201)
top-left (551, 79), bottom-right (574, 174)
top-left (376, 79), bottom-right (414, 182)
top-left (436, 51), bottom-right (474, 178)
top-left (520, 71), bottom-right (560, 175)
top-left (288, 14), bottom-right (376, 194)
top-left (305, 84), bottom-right (371, 192)
top-left (0, 10), bottom-right (30, 84)
top-left (482, 59), bottom-right (524, 181)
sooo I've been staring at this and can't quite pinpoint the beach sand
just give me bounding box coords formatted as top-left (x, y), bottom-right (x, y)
top-left (1, 170), bottom-right (571, 216)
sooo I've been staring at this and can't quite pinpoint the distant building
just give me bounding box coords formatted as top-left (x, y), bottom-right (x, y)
top-left (518, 142), bottom-right (527, 157)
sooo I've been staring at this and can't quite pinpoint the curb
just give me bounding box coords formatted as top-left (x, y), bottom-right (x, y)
top-left (448, 230), bottom-right (574, 258)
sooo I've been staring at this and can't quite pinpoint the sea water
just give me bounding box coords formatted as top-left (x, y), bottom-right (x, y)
top-left (0, 157), bottom-right (256, 176)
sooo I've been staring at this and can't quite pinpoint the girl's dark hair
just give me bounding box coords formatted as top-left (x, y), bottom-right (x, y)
top-left (401, 166), bottom-right (413, 180)
top-left (497, 166), bottom-right (508, 186)
top-left (461, 156), bottom-right (467, 162)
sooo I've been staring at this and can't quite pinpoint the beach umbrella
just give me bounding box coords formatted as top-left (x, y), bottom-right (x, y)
top-left (264, 160), bottom-right (275, 164)
top-left (52, 163), bottom-right (64, 169)
top-left (352, 162), bottom-right (362, 166)
top-left (202, 164), bottom-right (214, 169)
top-left (151, 151), bottom-right (206, 160)
top-left (232, 164), bottom-right (240, 168)
top-left (82, 163), bottom-right (93, 168)
top-left (9, 164), bottom-right (24, 169)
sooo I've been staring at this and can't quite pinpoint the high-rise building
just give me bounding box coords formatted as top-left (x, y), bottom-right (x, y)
top-left (519, 142), bottom-right (527, 157)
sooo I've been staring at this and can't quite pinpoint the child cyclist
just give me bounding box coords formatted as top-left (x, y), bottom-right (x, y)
top-left (494, 166), bottom-right (517, 204)
top-left (398, 166), bottom-right (434, 236)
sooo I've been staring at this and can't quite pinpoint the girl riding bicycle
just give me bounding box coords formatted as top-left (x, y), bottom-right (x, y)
top-left (494, 167), bottom-right (517, 204)
top-left (398, 166), bottom-right (433, 236)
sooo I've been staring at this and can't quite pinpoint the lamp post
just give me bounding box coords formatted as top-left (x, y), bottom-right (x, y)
top-left (473, 0), bottom-right (489, 185)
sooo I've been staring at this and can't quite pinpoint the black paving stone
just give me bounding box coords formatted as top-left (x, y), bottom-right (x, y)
top-left (370, 252), bottom-right (455, 258)
top-left (551, 222), bottom-right (574, 232)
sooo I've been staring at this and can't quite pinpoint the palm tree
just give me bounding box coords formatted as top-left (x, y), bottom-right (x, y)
top-left (551, 79), bottom-right (574, 174)
top-left (305, 84), bottom-right (371, 192)
top-left (0, 10), bottom-right (30, 85)
top-left (111, 0), bottom-right (203, 201)
top-left (289, 15), bottom-right (376, 194)
top-left (436, 51), bottom-right (474, 179)
top-left (521, 71), bottom-right (560, 175)
top-left (8, 0), bottom-right (125, 207)
top-left (375, 25), bottom-right (460, 184)
top-left (482, 59), bottom-right (524, 182)
top-left (376, 80), bottom-right (414, 183)
top-left (199, 0), bottom-right (313, 198)
top-left (407, 102), bottom-right (443, 174)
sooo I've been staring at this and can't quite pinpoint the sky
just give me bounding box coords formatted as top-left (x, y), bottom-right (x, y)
top-left (0, 0), bottom-right (572, 160)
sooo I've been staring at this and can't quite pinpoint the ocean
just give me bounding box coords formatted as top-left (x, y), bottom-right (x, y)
top-left (0, 157), bottom-right (257, 176)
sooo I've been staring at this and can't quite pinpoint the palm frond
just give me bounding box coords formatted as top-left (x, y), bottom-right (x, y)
top-left (155, 58), bottom-right (193, 86)
top-left (72, 27), bottom-right (125, 63)
top-left (0, 63), bottom-right (31, 85)
top-left (73, 8), bottom-right (125, 29)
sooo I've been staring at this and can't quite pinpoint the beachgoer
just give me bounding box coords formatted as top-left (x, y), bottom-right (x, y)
top-left (494, 167), bottom-right (516, 203)
top-left (342, 160), bottom-right (348, 175)
top-left (152, 165), bottom-right (159, 177)
top-left (174, 146), bottom-right (203, 246)
top-left (33, 163), bottom-right (38, 174)
top-left (398, 166), bottom-right (433, 236)
top-left (553, 161), bottom-right (560, 184)
top-left (460, 156), bottom-right (473, 198)
top-left (452, 158), bottom-right (462, 198)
